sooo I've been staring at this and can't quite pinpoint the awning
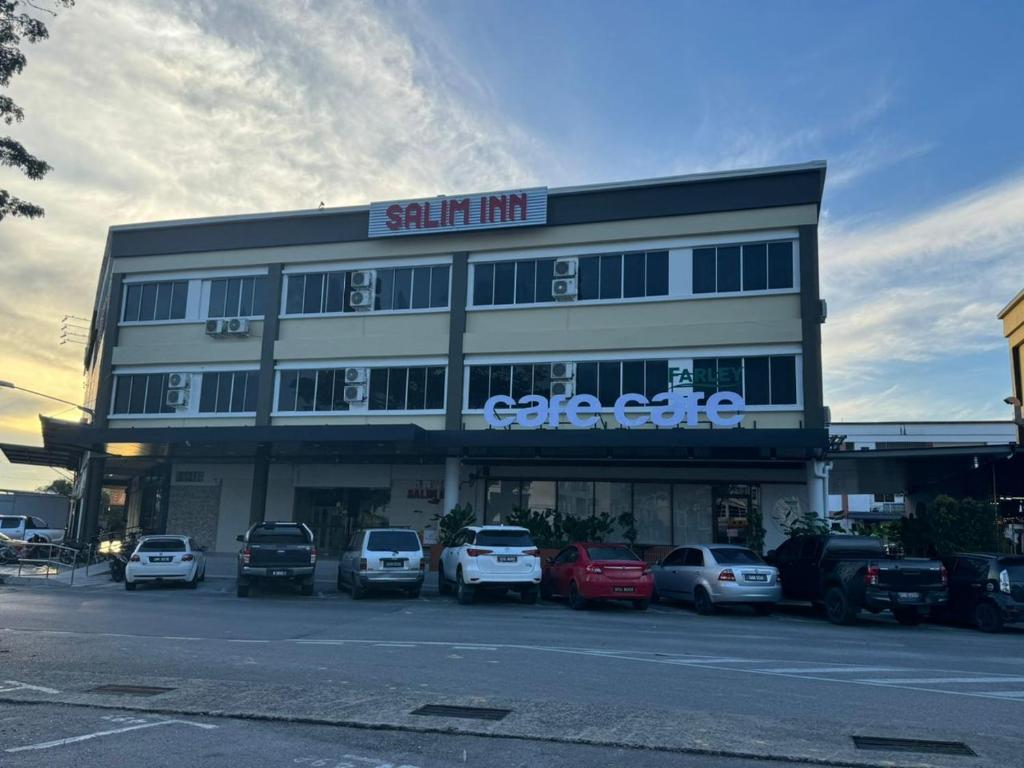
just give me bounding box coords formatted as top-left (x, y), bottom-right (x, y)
top-left (0, 442), bottom-right (81, 470)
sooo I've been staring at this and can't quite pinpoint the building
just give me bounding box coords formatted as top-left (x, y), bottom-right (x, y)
top-left (0, 489), bottom-right (71, 531)
top-left (3, 163), bottom-right (832, 553)
top-left (1000, 289), bottom-right (1024, 444)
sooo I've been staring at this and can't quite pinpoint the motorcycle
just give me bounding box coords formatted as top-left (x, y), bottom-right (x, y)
top-left (99, 537), bottom-right (128, 582)
top-left (0, 541), bottom-right (19, 565)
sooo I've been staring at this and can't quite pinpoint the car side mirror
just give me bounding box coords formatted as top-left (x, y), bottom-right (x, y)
top-left (236, 534), bottom-right (244, 543)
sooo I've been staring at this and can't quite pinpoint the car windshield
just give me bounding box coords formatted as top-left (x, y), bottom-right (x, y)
top-left (367, 530), bottom-right (421, 552)
top-left (139, 538), bottom-right (186, 552)
top-left (585, 546), bottom-right (639, 561)
top-left (250, 526), bottom-right (309, 544)
top-left (710, 547), bottom-right (764, 565)
top-left (475, 529), bottom-right (534, 547)
top-left (999, 558), bottom-right (1024, 580)
top-left (0, 517), bottom-right (19, 529)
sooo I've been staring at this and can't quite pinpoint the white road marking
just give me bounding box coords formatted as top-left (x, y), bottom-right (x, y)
top-left (226, 639), bottom-right (270, 644)
top-left (755, 666), bottom-right (898, 674)
top-left (990, 691), bottom-right (1024, 698)
top-left (373, 643), bottom-right (416, 648)
top-left (5, 718), bottom-right (217, 752)
top-left (452, 646), bottom-right (497, 651)
top-left (858, 676), bottom-right (1024, 685)
top-left (1, 680), bottom-right (60, 694)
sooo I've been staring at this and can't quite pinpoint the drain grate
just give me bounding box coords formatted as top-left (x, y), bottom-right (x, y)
top-left (89, 685), bottom-right (175, 696)
top-left (411, 704), bottom-right (511, 721)
top-left (852, 736), bottom-right (976, 756)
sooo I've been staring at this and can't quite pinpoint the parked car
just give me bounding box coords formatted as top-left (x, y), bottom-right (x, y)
top-left (651, 545), bottom-right (780, 615)
top-left (766, 534), bottom-right (947, 625)
top-left (438, 525), bottom-right (541, 604)
top-left (338, 528), bottom-right (425, 599)
top-left (937, 553), bottom-right (1024, 632)
top-left (0, 515), bottom-right (65, 545)
top-left (236, 521), bottom-right (317, 597)
top-left (542, 542), bottom-right (652, 610)
top-left (124, 535), bottom-right (206, 591)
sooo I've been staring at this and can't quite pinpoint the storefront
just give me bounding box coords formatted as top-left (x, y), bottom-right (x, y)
top-left (12, 162), bottom-right (832, 553)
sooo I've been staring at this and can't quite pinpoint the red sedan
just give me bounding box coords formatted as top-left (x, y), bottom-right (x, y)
top-left (542, 542), bottom-right (653, 610)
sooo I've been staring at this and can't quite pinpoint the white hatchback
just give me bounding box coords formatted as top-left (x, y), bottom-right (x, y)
top-left (439, 525), bottom-right (541, 604)
top-left (125, 535), bottom-right (206, 591)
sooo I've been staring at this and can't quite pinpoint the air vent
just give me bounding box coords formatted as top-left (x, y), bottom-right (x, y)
top-left (553, 258), bottom-right (577, 277)
top-left (851, 736), bottom-right (975, 757)
top-left (411, 704), bottom-right (511, 721)
top-left (552, 278), bottom-right (577, 300)
top-left (550, 362), bottom-right (575, 380)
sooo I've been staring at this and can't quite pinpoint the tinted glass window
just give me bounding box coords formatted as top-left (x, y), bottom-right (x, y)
top-left (578, 256), bottom-right (600, 300)
top-left (683, 548), bottom-right (705, 566)
top-left (493, 262), bottom-right (515, 305)
top-left (599, 254), bottom-right (622, 299)
top-left (645, 360), bottom-right (668, 399)
top-left (406, 367), bottom-right (426, 410)
top-left (295, 371), bottom-right (316, 411)
top-left (473, 263), bottom-right (494, 306)
top-left (325, 273), bottom-right (346, 313)
top-left (717, 246), bottom-right (741, 292)
top-left (285, 274), bottom-right (305, 314)
top-left (768, 242), bottom-right (794, 288)
top-left (535, 259), bottom-right (554, 302)
top-left (598, 361), bottom-right (621, 406)
top-left (376, 267), bottom-right (395, 310)
top-left (745, 357), bottom-right (770, 405)
top-left (426, 366), bottom-right (446, 409)
top-left (430, 265), bottom-right (450, 307)
top-left (411, 266), bottom-right (431, 309)
top-left (742, 243), bottom-right (767, 291)
top-left (0, 518), bottom-right (19, 529)
top-left (515, 260), bottom-right (536, 304)
top-left (693, 248), bottom-right (716, 293)
top-left (366, 530), bottom-right (421, 552)
top-left (662, 549), bottom-right (685, 566)
top-left (369, 369), bottom-right (388, 410)
top-left (623, 253), bottom-right (645, 298)
top-left (576, 362), bottom-right (598, 398)
top-left (123, 284), bottom-right (142, 321)
top-left (489, 365), bottom-right (511, 398)
top-left (387, 367), bottom-right (407, 409)
top-left (250, 526), bottom-right (310, 544)
top-left (717, 357), bottom-right (743, 397)
top-left (468, 366), bottom-right (489, 409)
top-left (646, 251), bottom-right (668, 296)
top-left (475, 529), bottom-right (535, 547)
top-left (139, 538), bottom-right (187, 552)
top-left (393, 268), bottom-right (413, 310)
top-left (622, 360), bottom-right (644, 395)
top-left (770, 356), bottom-right (797, 405)
top-left (586, 546), bottom-right (639, 561)
top-left (709, 547), bottom-right (763, 565)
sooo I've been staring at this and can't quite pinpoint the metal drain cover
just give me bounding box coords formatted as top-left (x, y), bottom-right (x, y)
top-left (852, 736), bottom-right (976, 756)
top-left (412, 704), bottom-right (511, 721)
top-left (89, 685), bottom-right (175, 696)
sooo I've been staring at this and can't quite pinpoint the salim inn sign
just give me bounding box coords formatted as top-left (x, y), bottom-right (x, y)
top-left (368, 187), bottom-right (548, 237)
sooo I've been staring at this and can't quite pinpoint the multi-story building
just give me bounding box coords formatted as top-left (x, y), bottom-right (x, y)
top-left (32, 163), bottom-right (832, 553)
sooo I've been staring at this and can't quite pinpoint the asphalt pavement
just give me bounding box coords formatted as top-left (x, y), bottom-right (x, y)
top-left (1, 571), bottom-right (1021, 768)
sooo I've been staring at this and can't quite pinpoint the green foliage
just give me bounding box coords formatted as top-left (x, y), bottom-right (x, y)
top-left (506, 507), bottom-right (558, 548)
top-left (1, 1), bottom-right (74, 221)
top-left (36, 478), bottom-right (72, 495)
top-left (780, 509), bottom-right (830, 537)
top-left (895, 495), bottom-right (1001, 557)
top-left (746, 505), bottom-right (766, 555)
top-left (431, 503), bottom-right (476, 546)
top-left (506, 507), bottom-right (632, 549)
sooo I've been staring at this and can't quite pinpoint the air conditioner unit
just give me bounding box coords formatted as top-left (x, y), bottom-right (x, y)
top-left (223, 317), bottom-right (250, 335)
top-left (343, 384), bottom-right (367, 403)
top-left (553, 258), bottom-right (578, 278)
top-left (550, 362), bottom-right (575, 380)
top-left (343, 367), bottom-right (368, 384)
top-left (205, 319), bottom-right (225, 336)
top-left (165, 389), bottom-right (190, 408)
top-left (550, 380), bottom-right (574, 398)
top-left (552, 278), bottom-right (577, 300)
top-left (349, 288), bottom-right (374, 311)
top-left (167, 372), bottom-right (191, 390)
top-left (349, 270), bottom-right (377, 289)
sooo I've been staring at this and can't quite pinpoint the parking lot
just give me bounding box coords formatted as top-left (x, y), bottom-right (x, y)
top-left (1, 574), bottom-right (1022, 768)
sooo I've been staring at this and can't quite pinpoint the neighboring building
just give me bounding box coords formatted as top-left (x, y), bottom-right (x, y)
top-left (0, 489), bottom-right (71, 532)
top-left (999, 288), bottom-right (1024, 444)
top-left (3, 163), bottom-right (831, 553)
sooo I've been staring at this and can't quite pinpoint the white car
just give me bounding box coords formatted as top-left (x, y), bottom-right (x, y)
top-left (0, 515), bottom-right (65, 544)
top-left (125, 535), bottom-right (206, 591)
top-left (438, 525), bottom-right (541, 604)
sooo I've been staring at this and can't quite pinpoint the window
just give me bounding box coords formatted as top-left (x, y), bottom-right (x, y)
top-left (366, 530), bottom-right (421, 552)
top-left (466, 363), bottom-right (553, 408)
top-left (198, 371), bottom-right (258, 413)
top-left (284, 265), bottom-right (449, 315)
top-left (712, 484), bottom-right (760, 546)
top-left (249, 525), bottom-right (310, 544)
top-left (586, 545), bottom-right (639, 561)
top-left (475, 529), bottom-right (535, 547)
top-left (122, 281), bottom-right (188, 322)
top-left (683, 548), bottom-right (705, 567)
top-left (662, 548), bottom-right (686, 567)
top-left (111, 373), bottom-right (175, 415)
top-left (138, 538), bottom-right (187, 552)
top-left (277, 366), bottom-right (445, 413)
top-left (709, 547), bottom-right (763, 565)
top-left (733, 355), bottom-right (798, 406)
top-left (693, 241), bottom-right (794, 294)
top-left (472, 250), bottom-right (668, 306)
top-left (207, 276), bottom-right (267, 318)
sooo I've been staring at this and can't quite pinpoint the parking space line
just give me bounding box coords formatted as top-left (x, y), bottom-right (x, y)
top-left (2, 680), bottom-right (60, 694)
top-left (5, 719), bottom-right (217, 753)
top-left (857, 676), bottom-right (1024, 685)
top-left (990, 691), bottom-right (1024, 698)
top-left (373, 643), bottom-right (416, 648)
top-left (754, 666), bottom-right (898, 674)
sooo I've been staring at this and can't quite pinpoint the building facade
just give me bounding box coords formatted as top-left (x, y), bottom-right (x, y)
top-left (42, 163), bottom-right (832, 553)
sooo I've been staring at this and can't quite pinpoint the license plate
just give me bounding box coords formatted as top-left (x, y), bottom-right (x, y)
top-left (898, 592), bottom-right (920, 601)
top-left (271, 569), bottom-right (289, 577)
top-left (745, 574), bottom-right (768, 582)
top-left (497, 555), bottom-right (517, 563)
top-left (150, 557), bottom-right (172, 563)
top-left (613, 586), bottom-right (635, 593)
top-left (382, 559), bottom-right (404, 568)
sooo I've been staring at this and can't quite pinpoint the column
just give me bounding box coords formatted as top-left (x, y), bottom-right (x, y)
top-left (443, 456), bottom-right (460, 514)
top-left (249, 444), bottom-right (270, 525)
top-left (806, 459), bottom-right (830, 520)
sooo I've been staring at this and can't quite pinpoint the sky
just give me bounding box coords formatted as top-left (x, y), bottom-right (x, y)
top-left (1, 0), bottom-right (1022, 490)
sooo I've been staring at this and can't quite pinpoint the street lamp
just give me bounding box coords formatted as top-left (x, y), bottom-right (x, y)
top-left (0, 380), bottom-right (95, 418)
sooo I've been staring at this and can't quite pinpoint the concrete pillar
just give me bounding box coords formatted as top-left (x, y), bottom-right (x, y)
top-left (443, 457), bottom-right (460, 514)
top-left (79, 450), bottom-right (106, 542)
top-left (249, 445), bottom-right (270, 525)
top-left (806, 459), bottom-right (830, 521)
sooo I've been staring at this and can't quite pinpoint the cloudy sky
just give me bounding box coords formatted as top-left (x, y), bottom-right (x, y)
top-left (1, 1), bottom-right (1022, 490)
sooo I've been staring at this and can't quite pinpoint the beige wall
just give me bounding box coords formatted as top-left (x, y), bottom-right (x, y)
top-left (114, 321), bottom-right (263, 366)
top-left (276, 313), bottom-right (449, 361)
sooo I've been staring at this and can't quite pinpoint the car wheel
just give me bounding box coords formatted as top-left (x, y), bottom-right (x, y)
top-left (125, 580), bottom-right (136, 591)
top-left (456, 571), bottom-right (475, 605)
top-left (438, 568), bottom-right (451, 595)
top-left (893, 607), bottom-right (922, 626)
top-left (521, 587), bottom-right (539, 605)
top-left (236, 582), bottom-right (250, 598)
top-left (187, 572), bottom-right (199, 590)
top-left (824, 586), bottom-right (857, 625)
top-left (974, 601), bottom-right (1004, 633)
top-left (568, 582), bottom-right (587, 610)
top-left (351, 579), bottom-right (365, 600)
top-left (300, 579), bottom-right (314, 597)
top-left (694, 587), bottom-right (715, 616)
top-left (753, 603), bottom-right (773, 616)
top-left (632, 599), bottom-right (649, 611)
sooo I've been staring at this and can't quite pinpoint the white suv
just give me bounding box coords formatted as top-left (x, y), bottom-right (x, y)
top-left (438, 525), bottom-right (541, 604)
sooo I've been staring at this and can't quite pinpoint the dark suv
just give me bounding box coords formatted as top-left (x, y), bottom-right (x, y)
top-left (236, 522), bottom-right (317, 597)
top-left (939, 553), bottom-right (1024, 632)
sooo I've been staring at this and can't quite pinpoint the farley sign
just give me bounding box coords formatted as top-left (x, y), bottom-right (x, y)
top-left (483, 391), bottom-right (745, 429)
top-left (368, 187), bottom-right (547, 238)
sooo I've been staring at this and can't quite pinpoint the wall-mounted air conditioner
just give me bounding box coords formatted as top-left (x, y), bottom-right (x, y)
top-left (349, 289), bottom-right (374, 311)
top-left (550, 380), bottom-right (575, 398)
top-left (349, 270), bottom-right (376, 289)
top-left (224, 317), bottom-right (250, 336)
top-left (205, 319), bottom-right (225, 336)
top-left (343, 384), bottom-right (367, 403)
top-left (165, 389), bottom-right (190, 408)
top-left (167, 372), bottom-right (191, 390)
top-left (552, 278), bottom-right (577, 301)
top-left (550, 362), bottom-right (575, 380)
top-left (344, 367), bottom-right (368, 384)
top-left (553, 258), bottom-right (578, 277)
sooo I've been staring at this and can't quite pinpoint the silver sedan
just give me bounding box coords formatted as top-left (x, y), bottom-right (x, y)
top-left (652, 545), bottom-right (781, 615)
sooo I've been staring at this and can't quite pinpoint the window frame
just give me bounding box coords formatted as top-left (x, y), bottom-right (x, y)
top-left (108, 366), bottom-right (260, 419)
top-left (692, 239), bottom-right (797, 298)
top-left (120, 280), bottom-right (191, 324)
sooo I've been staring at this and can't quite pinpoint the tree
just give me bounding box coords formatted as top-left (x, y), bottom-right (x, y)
top-left (1, 0), bottom-right (73, 221)
top-left (36, 477), bottom-right (72, 495)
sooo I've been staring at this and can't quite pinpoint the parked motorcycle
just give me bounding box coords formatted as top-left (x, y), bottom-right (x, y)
top-left (0, 541), bottom-right (19, 565)
top-left (99, 538), bottom-right (128, 582)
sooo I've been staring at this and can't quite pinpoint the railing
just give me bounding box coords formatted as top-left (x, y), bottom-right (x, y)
top-left (869, 501), bottom-right (906, 516)
top-left (5, 542), bottom-right (87, 586)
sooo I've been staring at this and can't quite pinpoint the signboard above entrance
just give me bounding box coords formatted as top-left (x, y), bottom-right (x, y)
top-left (368, 187), bottom-right (547, 237)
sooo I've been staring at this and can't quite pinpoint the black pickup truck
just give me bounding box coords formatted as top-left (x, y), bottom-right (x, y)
top-left (236, 522), bottom-right (317, 597)
top-left (766, 534), bottom-right (947, 625)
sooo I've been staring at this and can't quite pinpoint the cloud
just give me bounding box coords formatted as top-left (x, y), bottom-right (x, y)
top-left (821, 173), bottom-right (1023, 420)
top-left (0, 0), bottom-right (548, 488)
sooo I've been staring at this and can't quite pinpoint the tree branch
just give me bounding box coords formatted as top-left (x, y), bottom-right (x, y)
top-left (0, 188), bottom-right (45, 220)
top-left (0, 93), bottom-right (23, 123)
top-left (0, 135), bottom-right (50, 178)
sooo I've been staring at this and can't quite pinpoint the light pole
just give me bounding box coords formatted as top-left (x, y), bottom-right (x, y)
top-left (0, 380), bottom-right (95, 418)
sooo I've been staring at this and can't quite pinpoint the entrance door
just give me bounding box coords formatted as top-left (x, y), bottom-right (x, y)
top-left (293, 487), bottom-right (391, 556)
